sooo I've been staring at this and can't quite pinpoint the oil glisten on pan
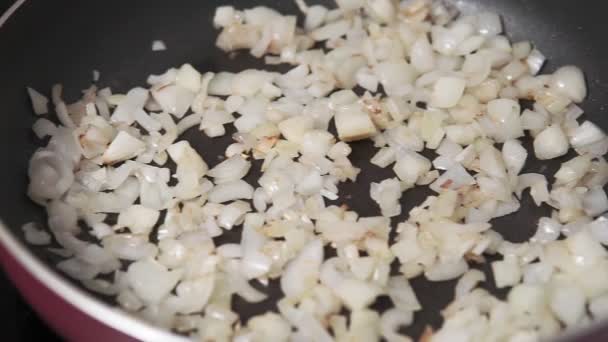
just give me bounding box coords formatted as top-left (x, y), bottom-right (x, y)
top-left (1, 0), bottom-right (608, 341)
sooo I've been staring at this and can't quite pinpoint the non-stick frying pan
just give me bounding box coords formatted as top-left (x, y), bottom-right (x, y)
top-left (0, 0), bottom-right (606, 341)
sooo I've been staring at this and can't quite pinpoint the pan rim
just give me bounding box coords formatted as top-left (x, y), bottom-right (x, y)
top-left (0, 221), bottom-right (187, 342)
top-left (0, 0), bottom-right (25, 28)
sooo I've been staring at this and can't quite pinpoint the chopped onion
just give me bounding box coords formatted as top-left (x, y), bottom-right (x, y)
top-left (502, 139), bottom-right (527, 175)
top-left (305, 5), bottom-right (328, 30)
top-left (583, 186), bottom-right (608, 217)
top-left (111, 87), bottom-right (148, 124)
top-left (370, 178), bottom-right (402, 217)
top-left (476, 12), bottom-right (502, 36)
top-left (126, 259), bottom-right (182, 304)
top-left (533, 124), bottom-right (569, 160)
top-left (430, 163), bottom-right (475, 192)
top-left (569, 121), bottom-right (606, 149)
top-left (152, 84), bottom-right (195, 118)
top-left (550, 65), bottom-right (587, 103)
top-left (208, 155), bottom-right (251, 184)
top-left (425, 259), bottom-right (468, 281)
top-left (103, 131), bottom-right (146, 164)
top-left (22, 222), bottom-right (51, 245)
top-left (526, 49), bottom-right (546, 75)
top-left (117, 205), bottom-right (160, 235)
top-left (28, 150), bottom-right (74, 201)
top-left (151, 40), bottom-right (167, 51)
top-left (208, 180), bottom-right (254, 203)
top-left (281, 239), bottom-right (323, 299)
top-left (455, 269), bottom-right (485, 298)
top-left (589, 217), bottom-right (608, 245)
top-left (311, 19), bottom-right (350, 41)
top-left (411, 36), bottom-right (435, 73)
top-left (380, 308), bottom-right (413, 342)
top-left (486, 98), bottom-right (523, 142)
top-left (531, 217), bottom-right (562, 244)
top-left (492, 257), bottom-right (522, 288)
top-left (21, 2), bottom-right (608, 340)
top-left (334, 104), bottom-right (377, 142)
top-left (27, 87), bottom-right (49, 115)
top-left (554, 155), bottom-right (592, 186)
top-left (393, 151), bottom-right (431, 185)
top-left (430, 77), bottom-right (466, 108)
top-left (549, 282), bottom-right (585, 326)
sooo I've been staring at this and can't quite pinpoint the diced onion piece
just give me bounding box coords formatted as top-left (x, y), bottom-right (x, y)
top-left (476, 12), bottom-right (502, 36)
top-left (176, 64), bottom-right (202, 93)
top-left (410, 36), bottom-right (435, 73)
top-left (455, 269), bottom-right (485, 298)
top-left (27, 87), bottom-right (49, 115)
top-left (278, 115), bottom-right (314, 144)
top-left (583, 186), bottom-right (608, 217)
top-left (487, 98), bottom-right (523, 142)
top-left (208, 180), bottom-right (254, 203)
top-left (478, 147), bottom-right (507, 183)
top-left (589, 217), bottom-right (608, 245)
top-left (239, 214), bottom-right (270, 277)
top-left (370, 178), bottom-right (402, 217)
top-left (111, 87), bottom-right (148, 124)
top-left (589, 294), bottom-right (608, 320)
top-left (232, 69), bottom-right (274, 97)
top-left (103, 131), bottom-right (146, 164)
top-left (151, 40), bottom-right (167, 51)
top-left (380, 309), bottom-right (413, 342)
top-left (549, 283), bottom-right (586, 326)
top-left (335, 105), bottom-right (377, 142)
top-left (430, 77), bottom-right (466, 109)
top-left (28, 150), bottom-right (74, 201)
top-left (430, 164), bottom-right (475, 192)
top-left (492, 257), bottom-right (522, 288)
top-left (508, 284), bottom-right (546, 315)
top-left (281, 239), bottom-right (323, 299)
top-left (569, 121), bottom-right (606, 149)
top-left (213, 6), bottom-right (235, 27)
top-left (374, 61), bottom-right (417, 96)
top-left (566, 230), bottom-right (607, 267)
top-left (117, 205), bottom-right (160, 235)
top-left (531, 217), bottom-right (561, 244)
top-left (533, 125), bottom-right (569, 160)
top-left (167, 141), bottom-right (208, 183)
top-left (208, 155), bottom-right (251, 183)
top-left (425, 259), bottom-right (468, 281)
top-left (526, 49), bottom-right (546, 75)
top-left (393, 151), bottom-right (431, 184)
top-left (550, 65), bottom-right (587, 103)
top-left (502, 140), bottom-right (527, 175)
top-left (126, 259), bottom-right (181, 304)
top-left (207, 72), bottom-right (234, 96)
top-left (152, 84), bottom-right (195, 119)
top-left (554, 155), bottom-right (592, 186)
top-left (32, 118), bottom-right (57, 139)
top-left (22, 222), bottom-right (51, 245)
top-left (305, 5), bottom-right (328, 30)
top-left (311, 19), bottom-right (350, 41)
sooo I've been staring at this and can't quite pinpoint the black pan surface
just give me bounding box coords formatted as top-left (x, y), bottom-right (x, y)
top-left (0, 0), bottom-right (606, 340)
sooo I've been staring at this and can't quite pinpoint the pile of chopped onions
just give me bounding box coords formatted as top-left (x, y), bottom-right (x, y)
top-left (23, 0), bottom-right (608, 341)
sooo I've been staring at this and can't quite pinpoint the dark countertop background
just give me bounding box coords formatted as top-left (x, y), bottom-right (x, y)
top-left (0, 272), bottom-right (62, 341)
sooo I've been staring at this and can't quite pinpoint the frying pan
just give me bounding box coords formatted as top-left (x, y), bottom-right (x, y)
top-left (0, 0), bottom-right (606, 341)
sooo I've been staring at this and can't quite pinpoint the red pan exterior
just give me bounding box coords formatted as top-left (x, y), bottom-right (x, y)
top-left (0, 241), bottom-right (136, 342)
